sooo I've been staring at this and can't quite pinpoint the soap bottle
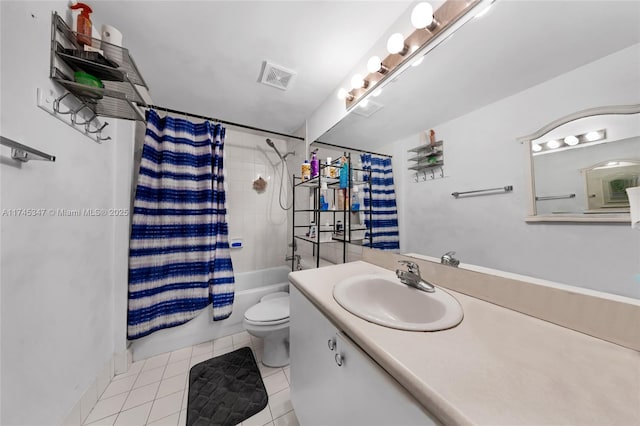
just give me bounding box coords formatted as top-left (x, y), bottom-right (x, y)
top-left (324, 157), bottom-right (332, 177)
top-left (339, 156), bottom-right (349, 189)
top-left (70, 2), bottom-right (93, 46)
top-left (301, 160), bottom-right (311, 181)
top-left (351, 186), bottom-right (360, 211)
top-left (310, 150), bottom-right (319, 178)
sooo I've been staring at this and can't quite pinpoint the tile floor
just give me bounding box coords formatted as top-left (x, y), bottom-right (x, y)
top-left (83, 331), bottom-right (299, 426)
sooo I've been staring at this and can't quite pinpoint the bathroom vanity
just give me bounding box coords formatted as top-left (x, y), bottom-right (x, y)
top-left (288, 261), bottom-right (640, 425)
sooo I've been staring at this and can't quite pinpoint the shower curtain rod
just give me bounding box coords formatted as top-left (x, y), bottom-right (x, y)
top-left (313, 140), bottom-right (393, 158)
top-left (145, 104), bottom-right (305, 141)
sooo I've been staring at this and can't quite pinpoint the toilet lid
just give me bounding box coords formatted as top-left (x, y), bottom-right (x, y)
top-left (244, 297), bottom-right (289, 323)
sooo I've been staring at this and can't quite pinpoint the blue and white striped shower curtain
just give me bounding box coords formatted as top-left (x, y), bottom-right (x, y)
top-left (361, 153), bottom-right (400, 251)
top-left (127, 110), bottom-right (234, 340)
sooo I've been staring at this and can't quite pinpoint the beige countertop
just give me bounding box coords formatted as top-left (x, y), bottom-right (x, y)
top-left (288, 261), bottom-right (640, 426)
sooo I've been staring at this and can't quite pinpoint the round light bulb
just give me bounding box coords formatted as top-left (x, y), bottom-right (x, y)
top-left (585, 131), bottom-right (601, 141)
top-left (372, 88), bottom-right (383, 97)
top-left (546, 140), bottom-right (561, 149)
top-left (532, 144), bottom-right (542, 152)
top-left (337, 88), bottom-right (349, 100)
top-left (411, 2), bottom-right (434, 29)
top-left (367, 56), bottom-right (382, 73)
top-left (387, 33), bottom-right (405, 54)
top-left (351, 73), bottom-right (365, 89)
top-left (564, 135), bottom-right (579, 146)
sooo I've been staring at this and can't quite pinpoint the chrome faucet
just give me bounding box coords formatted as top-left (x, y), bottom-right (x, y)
top-left (441, 251), bottom-right (460, 267)
top-left (395, 260), bottom-right (436, 293)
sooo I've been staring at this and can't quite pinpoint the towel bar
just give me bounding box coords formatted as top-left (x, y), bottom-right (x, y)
top-left (452, 185), bottom-right (513, 198)
top-left (536, 193), bottom-right (576, 201)
top-left (1, 136), bottom-right (56, 163)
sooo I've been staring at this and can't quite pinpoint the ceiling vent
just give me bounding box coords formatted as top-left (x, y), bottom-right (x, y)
top-left (260, 61), bottom-right (296, 91)
top-left (351, 100), bottom-right (384, 118)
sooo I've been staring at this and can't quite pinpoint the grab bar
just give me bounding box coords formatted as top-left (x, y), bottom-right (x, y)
top-left (452, 185), bottom-right (513, 198)
top-left (536, 193), bottom-right (576, 201)
top-left (1, 136), bottom-right (56, 162)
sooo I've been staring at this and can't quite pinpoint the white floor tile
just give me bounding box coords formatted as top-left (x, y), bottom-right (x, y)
top-left (163, 359), bottom-right (190, 379)
top-left (268, 388), bottom-right (292, 420)
top-left (190, 353), bottom-right (212, 367)
top-left (147, 391), bottom-right (184, 423)
top-left (84, 393), bottom-right (128, 425)
top-left (80, 382), bottom-right (99, 423)
top-left (191, 341), bottom-right (213, 357)
top-left (178, 409), bottom-right (187, 426)
top-left (85, 413), bottom-right (117, 426)
top-left (232, 331), bottom-right (252, 346)
top-left (112, 360), bottom-right (144, 381)
top-left (283, 367), bottom-right (290, 384)
top-left (272, 411), bottom-right (299, 426)
top-left (113, 401), bottom-right (152, 426)
top-left (168, 347), bottom-right (192, 364)
top-left (100, 375), bottom-right (137, 399)
top-left (142, 353), bottom-right (170, 372)
top-left (242, 406), bottom-right (272, 426)
top-left (122, 382), bottom-right (160, 411)
top-left (262, 371), bottom-right (288, 396)
top-left (213, 335), bottom-right (232, 350)
top-left (258, 363), bottom-right (282, 379)
top-left (157, 374), bottom-right (188, 399)
top-left (147, 411), bottom-right (180, 426)
top-left (134, 366), bottom-right (164, 389)
top-left (213, 345), bottom-right (235, 357)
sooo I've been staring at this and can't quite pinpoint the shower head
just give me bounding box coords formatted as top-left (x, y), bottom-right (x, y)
top-left (266, 138), bottom-right (284, 159)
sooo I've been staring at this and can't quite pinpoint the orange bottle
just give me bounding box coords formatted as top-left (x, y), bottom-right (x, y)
top-left (70, 2), bottom-right (93, 46)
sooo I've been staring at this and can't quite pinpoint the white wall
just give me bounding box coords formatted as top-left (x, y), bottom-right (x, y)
top-left (389, 44), bottom-right (640, 299)
top-left (0, 2), bottom-right (133, 424)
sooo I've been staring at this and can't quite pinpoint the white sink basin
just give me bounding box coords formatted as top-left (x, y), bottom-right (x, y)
top-left (333, 274), bottom-right (463, 331)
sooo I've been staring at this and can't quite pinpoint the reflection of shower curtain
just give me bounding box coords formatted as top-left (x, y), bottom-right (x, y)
top-left (127, 110), bottom-right (234, 340)
top-left (361, 153), bottom-right (400, 251)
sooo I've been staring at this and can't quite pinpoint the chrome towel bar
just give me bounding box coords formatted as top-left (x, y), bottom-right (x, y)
top-left (452, 185), bottom-right (513, 198)
top-left (1, 136), bottom-right (56, 163)
top-left (536, 193), bottom-right (576, 201)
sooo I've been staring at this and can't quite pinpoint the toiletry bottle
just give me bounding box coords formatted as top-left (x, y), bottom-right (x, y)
top-left (339, 156), bottom-right (349, 188)
top-left (310, 150), bottom-right (319, 178)
top-left (324, 157), bottom-right (332, 177)
top-left (337, 190), bottom-right (344, 210)
top-left (70, 2), bottom-right (93, 46)
top-left (351, 186), bottom-right (360, 211)
top-left (301, 160), bottom-right (311, 181)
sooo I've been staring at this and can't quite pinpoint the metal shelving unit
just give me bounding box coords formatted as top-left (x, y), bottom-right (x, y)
top-left (408, 140), bottom-right (445, 181)
top-left (291, 156), bottom-right (372, 269)
top-left (49, 12), bottom-right (148, 121)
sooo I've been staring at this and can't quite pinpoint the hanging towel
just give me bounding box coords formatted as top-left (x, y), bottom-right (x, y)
top-left (361, 153), bottom-right (400, 251)
top-left (127, 110), bottom-right (234, 340)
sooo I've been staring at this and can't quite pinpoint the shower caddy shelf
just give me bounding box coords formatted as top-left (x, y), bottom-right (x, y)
top-left (49, 12), bottom-right (149, 122)
top-left (408, 140), bottom-right (445, 181)
top-left (291, 156), bottom-right (372, 269)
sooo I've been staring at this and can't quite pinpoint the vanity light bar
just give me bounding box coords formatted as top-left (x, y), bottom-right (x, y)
top-left (532, 129), bottom-right (607, 154)
top-left (341, 0), bottom-right (489, 109)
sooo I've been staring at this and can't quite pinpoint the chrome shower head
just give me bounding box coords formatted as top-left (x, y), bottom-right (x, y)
top-left (266, 138), bottom-right (284, 159)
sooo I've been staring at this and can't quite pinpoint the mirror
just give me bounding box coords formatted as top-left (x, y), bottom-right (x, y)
top-left (522, 106), bottom-right (640, 221)
top-left (311, 0), bottom-right (640, 299)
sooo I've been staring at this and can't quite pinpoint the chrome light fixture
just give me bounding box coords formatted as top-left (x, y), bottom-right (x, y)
top-left (533, 129), bottom-right (607, 154)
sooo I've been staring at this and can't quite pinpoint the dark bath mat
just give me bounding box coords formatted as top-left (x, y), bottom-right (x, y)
top-left (187, 346), bottom-right (268, 426)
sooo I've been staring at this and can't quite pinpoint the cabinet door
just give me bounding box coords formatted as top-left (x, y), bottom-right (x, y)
top-left (335, 331), bottom-right (440, 426)
top-left (290, 286), bottom-right (343, 425)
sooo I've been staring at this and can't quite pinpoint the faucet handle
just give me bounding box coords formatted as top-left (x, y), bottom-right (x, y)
top-left (398, 260), bottom-right (420, 274)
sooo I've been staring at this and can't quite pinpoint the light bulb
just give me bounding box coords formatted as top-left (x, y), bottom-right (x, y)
top-left (372, 88), bottom-right (383, 97)
top-left (564, 135), bottom-right (579, 146)
top-left (360, 99), bottom-right (369, 108)
top-left (337, 88), bottom-right (349, 100)
top-left (532, 144), bottom-right (542, 152)
top-left (411, 2), bottom-right (434, 29)
top-left (387, 33), bottom-right (406, 54)
top-left (351, 74), bottom-right (365, 89)
top-left (367, 56), bottom-right (382, 73)
top-left (585, 131), bottom-right (601, 141)
top-left (546, 140), bottom-right (560, 149)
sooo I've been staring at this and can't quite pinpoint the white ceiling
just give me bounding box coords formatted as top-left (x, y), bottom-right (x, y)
top-left (90, 1), bottom-right (412, 134)
top-left (320, 0), bottom-right (640, 149)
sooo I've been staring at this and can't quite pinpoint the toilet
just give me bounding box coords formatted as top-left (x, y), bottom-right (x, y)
top-left (243, 292), bottom-right (290, 367)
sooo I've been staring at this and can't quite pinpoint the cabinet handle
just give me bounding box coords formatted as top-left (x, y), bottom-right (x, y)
top-left (327, 338), bottom-right (336, 351)
top-left (335, 353), bottom-right (343, 367)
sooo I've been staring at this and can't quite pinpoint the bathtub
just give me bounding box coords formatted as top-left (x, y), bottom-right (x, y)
top-left (130, 266), bottom-right (290, 361)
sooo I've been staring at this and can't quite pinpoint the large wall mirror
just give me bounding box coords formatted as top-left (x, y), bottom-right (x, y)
top-left (520, 105), bottom-right (640, 222)
top-left (310, 0), bottom-right (640, 299)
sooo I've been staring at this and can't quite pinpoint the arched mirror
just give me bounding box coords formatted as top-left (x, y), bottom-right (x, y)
top-left (520, 105), bottom-right (640, 222)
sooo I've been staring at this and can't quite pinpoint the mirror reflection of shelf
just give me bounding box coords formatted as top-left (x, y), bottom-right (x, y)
top-left (408, 140), bottom-right (445, 180)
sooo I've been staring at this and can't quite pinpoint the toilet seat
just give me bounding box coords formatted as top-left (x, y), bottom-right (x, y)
top-left (260, 291), bottom-right (289, 302)
top-left (244, 297), bottom-right (289, 326)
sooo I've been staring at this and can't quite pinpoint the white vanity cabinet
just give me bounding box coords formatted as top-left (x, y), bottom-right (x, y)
top-left (290, 286), bottom-right (439, 426)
